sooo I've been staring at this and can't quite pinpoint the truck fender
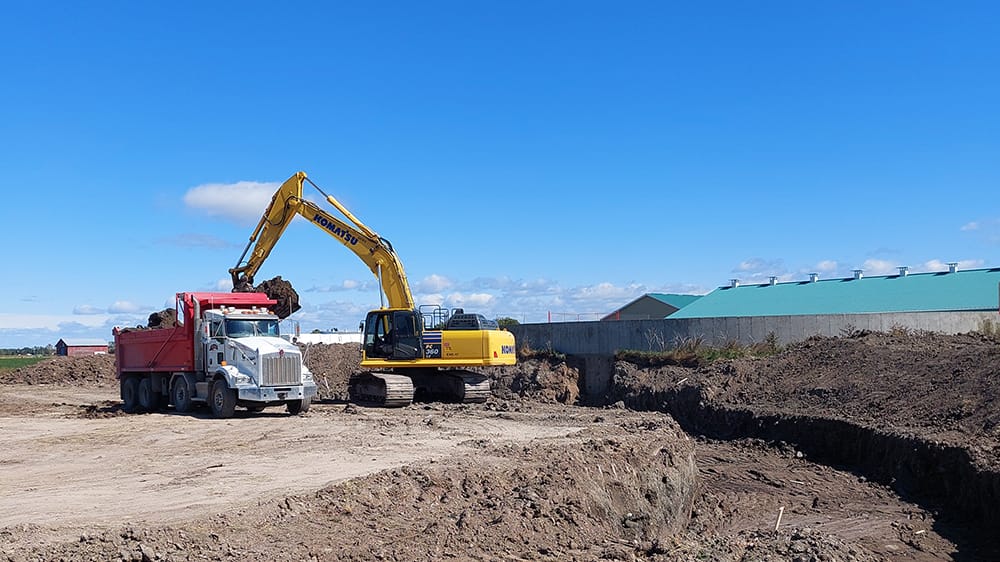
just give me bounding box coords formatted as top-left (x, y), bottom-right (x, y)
top-left (213, 365), bottom-right (242, 388)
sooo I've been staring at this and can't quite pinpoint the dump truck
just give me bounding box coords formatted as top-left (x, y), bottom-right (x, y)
top-left (113, 291), bottom-right (316, 418)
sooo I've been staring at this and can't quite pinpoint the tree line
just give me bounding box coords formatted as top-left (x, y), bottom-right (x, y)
top-left (0, 345), bottom-right (55, 356)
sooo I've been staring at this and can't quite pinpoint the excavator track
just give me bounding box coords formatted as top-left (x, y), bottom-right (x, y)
top-left (348, 370), bottom-right (492, 407)
top-left (348, 372), bottom-right (414, 407)
top-left (448, 370), bottom-right (491, 403)
top-left (408, 369), bottom-right (492, 404)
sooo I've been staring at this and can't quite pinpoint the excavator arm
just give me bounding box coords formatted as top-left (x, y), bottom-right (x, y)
top-left (230, 171), bottom-right (415, 315)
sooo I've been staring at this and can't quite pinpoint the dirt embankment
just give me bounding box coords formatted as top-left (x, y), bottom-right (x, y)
top-left (606, 331), bottom-right (1000, 557)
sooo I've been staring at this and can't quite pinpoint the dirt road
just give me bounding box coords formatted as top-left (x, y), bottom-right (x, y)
top-left (0, 385), bottom-right (583, 535)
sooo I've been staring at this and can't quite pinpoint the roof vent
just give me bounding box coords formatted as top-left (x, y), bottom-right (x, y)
top-left (898, 266), bottom-right (909, 277)
top-left (730, 278), bottom-right (740, 288)
top-left (948, 262), bottom-right (959, 273)
top-left (853, 269), bottom-right (864, 280)
top-left (809, 273), bottom-right (819, 283)
top-left (768, 276), bottom-right (778, 286)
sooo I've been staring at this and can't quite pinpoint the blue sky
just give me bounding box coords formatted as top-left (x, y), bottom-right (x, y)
top-left (1, 1), bottom-right (998, 347)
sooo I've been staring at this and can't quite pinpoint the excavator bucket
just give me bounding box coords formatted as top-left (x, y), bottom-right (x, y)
top-left (233, 275), bottom-right (301, 319)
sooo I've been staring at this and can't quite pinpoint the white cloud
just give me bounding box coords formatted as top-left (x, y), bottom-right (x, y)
top-left (570, 282), bottom-right (644, 301)
top-left (305, 279), bottom-right (376, 293)
top-left (216, 278), bottom-right (234, 291)
top-left (921, 259), bottom-right (984, 272)
top-left (73, 304), bottom-right (105, 315)
top-left (813, 260), bottom-right (838, 273)
top-left (416, 274), bottom-right (453, 293)
top-left (108, 301), bottom-right (143, 314)
top-left (961, 221), bottom-right (980, 231)
top-left (859, 259), bottom-right (897, 276)
top-left (183, 180), bottom-right (279, 223)
top-left (446, 292), bottom-right (495, 309)
top-left (417, 293), bottom-right (445, 306)
top-left (0, 313), bottom-right (109, 331)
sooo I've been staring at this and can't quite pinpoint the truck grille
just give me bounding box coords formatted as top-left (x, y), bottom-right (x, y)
top-left (261, 354), bottom-right (302, 386)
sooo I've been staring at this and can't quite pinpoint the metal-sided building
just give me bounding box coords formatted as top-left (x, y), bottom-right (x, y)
top-left (511, 265), bottom-right (1000, 355)
top-left (671, 265), bottom-right (1000, 321)
top-left (55, 338), bottom-right (109, 357)
top-left (602, 293), bottom-right (702, 321)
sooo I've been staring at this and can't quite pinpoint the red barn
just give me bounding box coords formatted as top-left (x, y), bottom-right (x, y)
top-left (55, 339), bottom-right (109, 357)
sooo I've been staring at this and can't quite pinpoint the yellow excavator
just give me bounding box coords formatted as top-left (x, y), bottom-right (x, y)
top-left (230, 171), bottom-right (516, 406)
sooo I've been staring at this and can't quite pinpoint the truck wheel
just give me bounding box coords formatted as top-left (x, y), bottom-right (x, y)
top-left (138, 377), bottom-right (160, 412)
top-left (173, 378), bottom-right (194, 413)
top-left (122, 377), bottom-right (141, 414)
top-left (211, 380), bottom-right (237, 419)
top-left (287, 398), bottom-right (310, 415)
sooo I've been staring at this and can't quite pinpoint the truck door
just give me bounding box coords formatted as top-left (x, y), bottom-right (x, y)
top-left (205, 318), bottom-right (226, 371)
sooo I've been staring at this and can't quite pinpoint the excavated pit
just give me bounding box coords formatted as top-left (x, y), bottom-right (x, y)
top-left (571, 332), bottom-right (1000, 557)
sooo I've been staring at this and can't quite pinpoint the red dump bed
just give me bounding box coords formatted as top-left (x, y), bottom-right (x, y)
top-left (114, 292), bottom-right (277, 376)
top-left (115, 325), bottom-right (194, 374)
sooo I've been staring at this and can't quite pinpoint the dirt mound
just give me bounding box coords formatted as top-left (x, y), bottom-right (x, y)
top-left (299, 343), bottom-right (361, 400)
top-left (13, 418), bottom-right (698, 561)
top-left (0, 355), bottom-right (116, 386)
top-left (490, 357), bottom-right (581, 403)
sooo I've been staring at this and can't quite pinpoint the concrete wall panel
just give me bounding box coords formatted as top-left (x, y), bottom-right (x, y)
top-left (508, 311), bottom-right (999, 356)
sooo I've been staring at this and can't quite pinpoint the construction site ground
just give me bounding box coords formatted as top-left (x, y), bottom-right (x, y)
top-left (1, 331), bottom-right (997, 561)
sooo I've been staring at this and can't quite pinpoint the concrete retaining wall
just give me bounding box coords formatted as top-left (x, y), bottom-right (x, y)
top-left (510, 311), bottom-right (999, 355)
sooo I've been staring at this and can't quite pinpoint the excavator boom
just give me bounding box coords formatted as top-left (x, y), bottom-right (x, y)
top-left (230, 172), bottom-right (415, 314)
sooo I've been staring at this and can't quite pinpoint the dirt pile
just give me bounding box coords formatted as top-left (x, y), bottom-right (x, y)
top-left (299, 343), bottom-right (361, 400)
top-left (0, 355), bottom-right (116, 386)
top-left (490, 357), bottom-right (581, 404)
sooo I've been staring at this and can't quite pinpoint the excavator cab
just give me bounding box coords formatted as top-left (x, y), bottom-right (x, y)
top-left (363, 309), bottom-right (421, 360)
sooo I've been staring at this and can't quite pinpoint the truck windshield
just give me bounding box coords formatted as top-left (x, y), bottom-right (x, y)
top-left (226, 319), bottom-right (280, 338)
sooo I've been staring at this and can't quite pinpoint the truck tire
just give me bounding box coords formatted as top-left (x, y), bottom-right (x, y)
top-left (122, 377), bottom-right (141, 414)
top-left (287, 397), bottom-right (310, 415)
top-left (211, 379), bottom-right (237, 419)
top-left (172, 377), bottom-right (194, 413)
top-left (138, 377), bottom-right (160, 413)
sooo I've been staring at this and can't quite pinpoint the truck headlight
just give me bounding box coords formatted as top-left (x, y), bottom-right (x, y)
top-left (234, 374), bottom-right (253, 385)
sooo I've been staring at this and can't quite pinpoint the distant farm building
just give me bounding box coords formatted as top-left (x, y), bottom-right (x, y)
top-left (602, 293), bottom-right (701, 321)
top-left (55, 339), bottom-right (109, 357)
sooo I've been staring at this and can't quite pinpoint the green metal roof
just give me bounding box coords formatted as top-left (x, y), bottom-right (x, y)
top-left (670, 267), bottom-right (1000, 319)
top-left (647, 293), bottom-right (702, 310)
